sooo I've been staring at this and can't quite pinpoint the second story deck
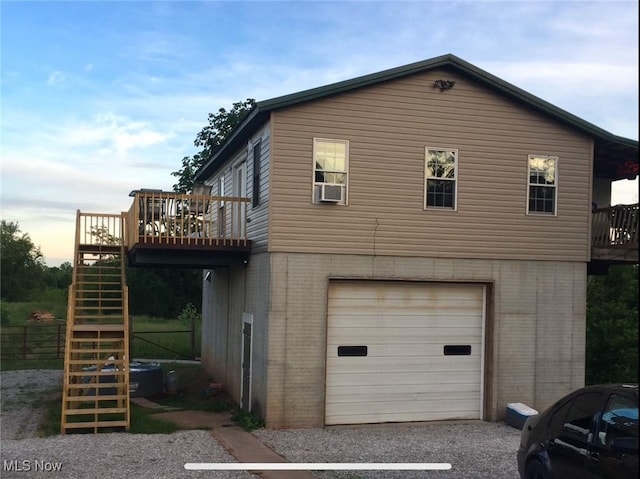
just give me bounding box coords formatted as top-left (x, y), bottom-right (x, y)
top-left (590, 203), bottom-right (639, 269)
top-left (124, 189), bottom-right (251, 267)
top-left (77, 193), bottom-right (637, 270)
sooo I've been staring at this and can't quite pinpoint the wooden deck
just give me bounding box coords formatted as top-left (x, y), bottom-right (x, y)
top-left (124, 190), bottom-right (252, 267)
top-left (74, 191), bottom-right (252, 269)
top-left (591, 203), bottom-right (639, 266)
top-left (77, 195), bottom-right (637, 269)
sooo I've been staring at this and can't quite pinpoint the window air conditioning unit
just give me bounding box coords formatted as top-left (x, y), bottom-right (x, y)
top-left (319, 184), bottom-right (343, 203)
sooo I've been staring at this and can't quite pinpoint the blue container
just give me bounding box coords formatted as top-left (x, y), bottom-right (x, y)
top-left (129, 362), bottom-right (163, 397)
top-left (506, 402), bottom-right (538, 430)
top-left (82, 362), bottom-right (163, 398)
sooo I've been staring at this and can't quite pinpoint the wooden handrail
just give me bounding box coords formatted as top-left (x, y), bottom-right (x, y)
top-left (76, 212), bottom-right (124, 247)
top-left (125, 191), bottom-right (251, 247)
top-left (592, 203), bottom-right (639, 247)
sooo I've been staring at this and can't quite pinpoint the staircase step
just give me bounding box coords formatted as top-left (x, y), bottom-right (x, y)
top-left (64, 407), bottom-right (128, 415)
top-left (63, 211), bottom-right (130, 434)
top-left (75, 312), bottom-right (124, 318)
top-left (73, 302), bottom-right (123, 306)
top-left (73, 314), bottom-right (121, 324)
top-left (77, 264), bottom-right (121, 268)
top-left (71, 333), bottom-right (125, 340)
top-left (66, 382), bottom-right (127, 390)
top-left (72, 324), bottom-right (125, 331)
top-left (66, 360), bottom-right (126, 367)
top-left (62, 421), bottom-right (129, 431)
top-left (69, 338), bottom-right (124, 345)
top-left (68, 348), bottom-right (125, 354)
top-left (68, 371), bottom-right (127, 379)
top-left (76, 267), bottom-right (121, 271)
top-left (64, 394), bottom-right (128, 402)
top-left (76, 270), bottom-right (122, 274)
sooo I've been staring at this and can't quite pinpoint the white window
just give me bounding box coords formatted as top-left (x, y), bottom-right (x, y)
top-left (425, 147), bottom-right (457, 209)
top-left (527, 155), bottom-right (557, 215)
top-left (313, 138), bottom-right (348, 204)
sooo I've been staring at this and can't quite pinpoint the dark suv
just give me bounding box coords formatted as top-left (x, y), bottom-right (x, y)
top-left (517, 384), bottom-right (638, 479)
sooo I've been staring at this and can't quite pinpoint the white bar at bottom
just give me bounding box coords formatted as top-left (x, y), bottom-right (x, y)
top-left (185, 463), bottom-right (452, 471)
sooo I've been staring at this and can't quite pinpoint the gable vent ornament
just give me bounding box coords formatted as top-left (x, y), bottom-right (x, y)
top-left (434, 79), bottom-right (456, 91)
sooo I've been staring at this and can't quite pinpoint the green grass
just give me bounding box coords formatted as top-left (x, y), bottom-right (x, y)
top-left (38, 393), bottom-right (182, 436)
top-left (231, 409), bottom-right (265, 431)
top-left (1, 291), bottom-right (69, 325)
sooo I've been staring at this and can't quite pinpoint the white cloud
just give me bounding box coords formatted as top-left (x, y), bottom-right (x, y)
top-left (47, 70), bottom-right (65, 85)
top-left (43, 113), bottom-right (173, 156)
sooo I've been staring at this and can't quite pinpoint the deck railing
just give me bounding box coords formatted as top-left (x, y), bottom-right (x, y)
top-left (76, 212), bottom-right (124, 247)
top-left (124, 190), bottom-right (250, 248)
top-left (592, 203), bottom-right (639, 247)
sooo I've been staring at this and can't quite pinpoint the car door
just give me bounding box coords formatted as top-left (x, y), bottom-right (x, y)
top-left (587, 392), bottom-right (639, 479)
top-left (546, 391), bottom-right (604, 478)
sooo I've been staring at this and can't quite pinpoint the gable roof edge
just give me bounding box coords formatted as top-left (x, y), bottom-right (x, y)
top-left (196, 54), bottom-right (638, 182)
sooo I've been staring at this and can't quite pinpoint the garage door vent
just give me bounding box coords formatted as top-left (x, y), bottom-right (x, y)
top-left (337, 346), bottom-right (368, 357)
top-left (443, 345), bottom-right (472, 355)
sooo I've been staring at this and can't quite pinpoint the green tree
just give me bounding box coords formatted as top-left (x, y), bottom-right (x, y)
top-left (43, 262), bottom-right (73, 290)
top-left (586, 265), bottom-right (639, 384)
top-left (126, 267), bottom-right (202, 318)
top-left (0, 220), bottom-right (46, 301)
top-left (172, 98), bottom-right (256, 193)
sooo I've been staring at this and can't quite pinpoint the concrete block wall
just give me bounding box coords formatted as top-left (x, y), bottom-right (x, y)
top-left (201, 267), bottom-right (230, 388)
top-left (264, 252), bottom-right (586, 428)
top-left (200, 254), bottom-right (271, 418)
top-left (243, 253), bottom-right (271, 417)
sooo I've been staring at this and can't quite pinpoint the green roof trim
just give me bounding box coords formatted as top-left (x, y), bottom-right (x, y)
top-left (197, 53), bottom-right (638, 181)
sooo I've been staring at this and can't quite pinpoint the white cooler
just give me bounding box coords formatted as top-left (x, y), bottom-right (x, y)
top-left (506, 402), bottom-right (538, 429)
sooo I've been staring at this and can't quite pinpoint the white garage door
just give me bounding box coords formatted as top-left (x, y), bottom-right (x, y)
top-left (326, 281), bottom-right (485, 425)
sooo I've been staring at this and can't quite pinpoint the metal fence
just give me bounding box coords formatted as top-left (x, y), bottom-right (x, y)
top-left (0, 323), bottom-right (198, 361)
top-left (0, 323), bottom-right (66, 360)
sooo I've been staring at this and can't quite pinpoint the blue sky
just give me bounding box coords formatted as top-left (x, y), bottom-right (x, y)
top-left (1, 0), bottom-right (638, 266)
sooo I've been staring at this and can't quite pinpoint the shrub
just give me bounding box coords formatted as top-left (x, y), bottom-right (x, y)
top-left (1, 300), bottom-right (11, 325)
top-left (178, 303), bottom-right (201, 324)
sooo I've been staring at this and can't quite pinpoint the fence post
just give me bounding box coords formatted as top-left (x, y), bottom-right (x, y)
top-left (191, 315), bottom-right (196, 359)
top-left (22, 326), bottom-right (27, 359)
top-left (57, 323), bottom-right (63, 359)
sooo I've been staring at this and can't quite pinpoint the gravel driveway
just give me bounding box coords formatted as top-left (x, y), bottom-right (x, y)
top-left (1, 369), bottom-right (522, 478)
top-left (255, 421), bottom-right (521, 479)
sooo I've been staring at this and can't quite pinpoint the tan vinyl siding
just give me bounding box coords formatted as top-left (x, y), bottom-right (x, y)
top-left (208, 124), bottom-right (270, 252)
top-left (247, 124), bottom-right (270, 253)
top-left (269, 68), bottom-right (592, 262)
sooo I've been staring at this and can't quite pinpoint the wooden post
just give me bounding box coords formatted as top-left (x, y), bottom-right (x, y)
top-left (22, 326), bottom-right (27, 359)
top-left (191, 314), bottom-right (196, 360)
top-left (57, 323), bottom-right (63, 359)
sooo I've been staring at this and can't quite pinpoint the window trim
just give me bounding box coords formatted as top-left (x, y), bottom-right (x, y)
top-left (527, 154), bottom-right (558, 216)
top-left (217, 174), bottom-right (226, 237)
top-left (312, 137), bottom-right (349, 205)
top-left (424, 146), bottom-right (458, 211)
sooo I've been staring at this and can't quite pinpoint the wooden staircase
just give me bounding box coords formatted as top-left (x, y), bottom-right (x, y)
top-left (61, 211), bottom-right (130, 433)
